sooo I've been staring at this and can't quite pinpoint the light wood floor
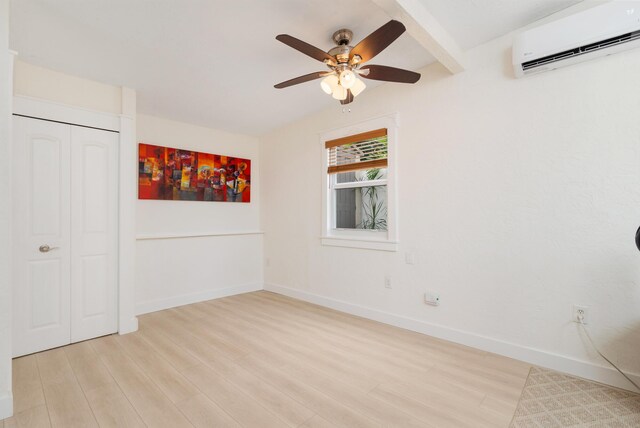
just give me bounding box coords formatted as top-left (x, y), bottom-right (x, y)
top-left (2, 291), bottom-right (532, 428)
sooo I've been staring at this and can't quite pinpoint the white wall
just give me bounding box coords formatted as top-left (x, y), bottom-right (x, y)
top-left (0, 0), bottom-right (14, 419)
top-left (260, 31), bottom-right (640, 389)
top-left (135, 114), bottom-right (262, 314)
top-left (13, 60), bottom-right (121, 114)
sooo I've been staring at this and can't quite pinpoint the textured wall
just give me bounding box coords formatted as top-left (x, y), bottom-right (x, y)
top-left (260, 29), bottom-right (640, 382)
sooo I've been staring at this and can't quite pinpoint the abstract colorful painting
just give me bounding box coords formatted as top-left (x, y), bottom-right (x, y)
top-left (138, 143), bottom-right (251, 202)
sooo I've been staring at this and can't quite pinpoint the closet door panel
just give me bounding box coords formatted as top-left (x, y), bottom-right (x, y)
top-left (12, 116), bottom-right (72, 357)
top-left (70, 126), bottom-right (119, 342)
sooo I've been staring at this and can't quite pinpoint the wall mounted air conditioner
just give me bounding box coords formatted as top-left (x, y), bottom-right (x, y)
top-left (513, 1), bottom-right (640, 78)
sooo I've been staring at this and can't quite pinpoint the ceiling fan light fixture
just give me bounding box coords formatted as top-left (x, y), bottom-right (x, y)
top-left (351, 77), bottom-right (366, 97)
top-left (339, 69), bottom-right (356, 89)
top-left (274, 20), bottom-right (420, 106)
top-left (320, 75), bottom-right (339, 94)
top-left (332, 84), bottom-right (347, 100)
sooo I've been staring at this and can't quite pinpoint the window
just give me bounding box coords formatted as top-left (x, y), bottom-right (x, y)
top-left (328, 128), bottom-right (388, 231)
top-left (321, 116), bottom-right (398, 251)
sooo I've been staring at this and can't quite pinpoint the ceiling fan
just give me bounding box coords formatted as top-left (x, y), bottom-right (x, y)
top-left (274, 20), bottom-right (421, 105)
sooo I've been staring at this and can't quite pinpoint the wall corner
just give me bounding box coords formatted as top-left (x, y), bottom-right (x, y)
top-left (118, 88), bottom-right (138, 334)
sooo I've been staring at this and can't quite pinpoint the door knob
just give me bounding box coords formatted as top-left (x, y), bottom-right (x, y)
top-left (39, 244), bottom-right (59, 253)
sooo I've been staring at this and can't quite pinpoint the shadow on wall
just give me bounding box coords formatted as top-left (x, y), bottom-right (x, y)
top-left (503, 47), bottom-right (517, 79)
top-left (587, 319), bottom-right (640, 386)
top-left (578, 248), bottom-right (640, 379)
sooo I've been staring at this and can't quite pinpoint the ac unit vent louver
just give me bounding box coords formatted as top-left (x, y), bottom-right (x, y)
top-left (522, 30), bottom-right (640, 72)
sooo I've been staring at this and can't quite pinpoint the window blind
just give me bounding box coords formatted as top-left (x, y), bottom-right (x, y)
top-left (325, 128), bottom-right (388, 174)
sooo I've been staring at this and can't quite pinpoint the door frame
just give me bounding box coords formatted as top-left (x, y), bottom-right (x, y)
top-left (12, 94), bottom-right (138, 337)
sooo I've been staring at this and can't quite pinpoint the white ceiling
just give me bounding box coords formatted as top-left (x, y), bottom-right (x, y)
top-left (10, 0), bottom-right (583, 135)
top-left (418, 0), bottom-right (583, 50)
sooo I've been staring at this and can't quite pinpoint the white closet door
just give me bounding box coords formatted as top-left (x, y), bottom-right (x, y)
top-left (70, 126), bottom-right (119, 342)
top-left (12, 116), bottom-right (72, 357)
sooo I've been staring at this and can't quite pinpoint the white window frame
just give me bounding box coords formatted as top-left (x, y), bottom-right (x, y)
top-left (320, 114), bottom-right (399, 252)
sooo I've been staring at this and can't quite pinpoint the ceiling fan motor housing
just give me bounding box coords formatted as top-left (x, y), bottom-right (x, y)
top-left (330, 29), bottom-right (354, 63)
top-left (328, 45), bottom-right (352, 64)
top-left (332, 28), bottom-right (353, 45)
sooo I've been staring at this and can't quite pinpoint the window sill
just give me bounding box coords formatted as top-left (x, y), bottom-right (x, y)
top-left (320, 236), bottom-right (398, 252)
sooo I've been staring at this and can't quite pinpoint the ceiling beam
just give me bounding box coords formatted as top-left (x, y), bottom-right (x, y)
top-left (371, 0), bottom-right (465, 73)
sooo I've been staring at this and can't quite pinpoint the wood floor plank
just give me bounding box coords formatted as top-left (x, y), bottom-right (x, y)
top-left (429, 363), bottom-right (524, 403)
top-left (36, 349), bottom-right (98, 428)
top-left (201, 353), bottom-right (316, 427)
top-left (370, 383), bottom-right (477, 428)
top-left (299, 415), bottom-right (337, 428)
top-left (480, 394), bottom-right (519, 425)
top-left (63, 341), bottom-right (144, 427)
top-left (154, 308), bottom-right (249, 360)
top-left (1, 405), bottom-right (51, 428)
top-left (135, 324), bottom-right (200, 371)
top-left (36, 349), bottom-right (76, 386)
top-left (181, 363), bottom-right (290, 427)
top-left (236, 355), bottom-right (381, 428)
top-left (64, 341), bottom-right (114, 392)
top-left (90, 336), bottom-right (193, 427)
top-left (141, 311), bottom-right (241, 365)
top-left (175, 393), bottom-right (241, 428)
top-left (41, 375), bottom-right (99, 428)
top-left (11, 355), bottom-right (45, 413)
top-left (83, 382), bottom-right (145, 428)
top-left (114, 331), bottom-right (200, 404)
top-left (278, 360), bottom-right (425, 427)
top-left (373, 380), bottom-right (506, 427)
top-left (480, 353), bottom-right (532, 379)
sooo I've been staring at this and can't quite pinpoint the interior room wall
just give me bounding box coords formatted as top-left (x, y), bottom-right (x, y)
top-left (13, 60), bottom-right (122, 114)
top-left (0, 0), bottom-right (14, 419)
top-left (260, 29), bottom-right (640, 389)
top-left (11, 60), bottom-right (263, 316)
top-left (135, 114), bottom-right (262, 314)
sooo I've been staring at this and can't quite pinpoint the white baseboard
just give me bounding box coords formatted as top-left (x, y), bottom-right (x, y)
top-left (136, 282), bottom-right (263, 315)
top-left (118, 316), bottom-right (139, 335)
top-left (264, 283), bottom-right (640, 392)
top-left (0, 391), bottom-right (13, 420)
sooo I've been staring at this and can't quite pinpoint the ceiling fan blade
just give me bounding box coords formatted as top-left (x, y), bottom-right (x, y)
top-left (340, 90), bottom-right (354, 105)
top-left (350, 20), bottom-right (406, 63)
top-left (274, 71), bottom-right (325, 89)
top-left (276, 34), bottom-right (335, 63)
top-left (360, 65), bottom-right (420, 83)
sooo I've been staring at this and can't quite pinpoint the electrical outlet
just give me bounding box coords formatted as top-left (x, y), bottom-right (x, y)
top-left (572, 304), bottom-right (589, 324)
top-left (424, 291), bottom-right (440, 306)
top-left (384, 276), bottom-right (392, 289)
